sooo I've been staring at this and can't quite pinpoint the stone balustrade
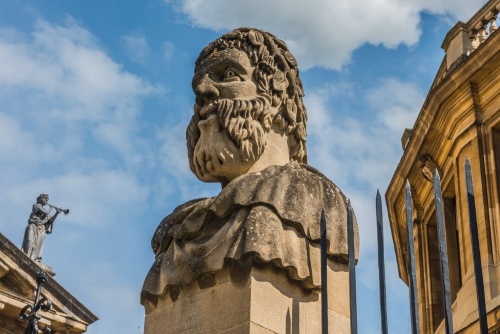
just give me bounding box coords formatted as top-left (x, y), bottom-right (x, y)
top-left (467, 4), bottom-right (499, 54)
top-left (441, 0), bottom-right (499, 73)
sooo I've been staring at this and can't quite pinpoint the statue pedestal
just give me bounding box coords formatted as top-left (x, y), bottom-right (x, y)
top-left (143, 260), bottom-right (351, 334)
top-left (35, 261), bottom-right (55, 276)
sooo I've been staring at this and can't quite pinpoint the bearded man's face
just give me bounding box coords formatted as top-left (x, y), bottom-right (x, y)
top-left (187, 48), bottom-right (273, 184)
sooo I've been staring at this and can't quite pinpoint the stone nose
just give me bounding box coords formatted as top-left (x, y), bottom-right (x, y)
top-left (194, 74), bottom-right (219, 100)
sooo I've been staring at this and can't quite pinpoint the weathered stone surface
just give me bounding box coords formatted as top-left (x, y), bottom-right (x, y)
top-left (142, 163), bottom-right (358, 301)
top-left (22, 193), bottom-right (53, 262)
top-left (144, 262), bottom-right (351, 334)
top-left (21, 193), bottom-right (68, 270)
top-left (142, 27), bottom-right (359, 333)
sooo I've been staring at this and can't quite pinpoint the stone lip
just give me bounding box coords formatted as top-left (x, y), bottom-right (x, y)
top-left (142, 162), bottom-right (359, 306)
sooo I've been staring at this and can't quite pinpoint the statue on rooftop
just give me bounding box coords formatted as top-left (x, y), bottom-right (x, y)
top-left (22, 193), bottom-right (69, 263)
top-left (141, 27), bottom-right (359, 306)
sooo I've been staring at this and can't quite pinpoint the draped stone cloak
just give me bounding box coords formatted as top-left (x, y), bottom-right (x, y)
top-left (22, 204), bottom-right (52, 261)
top-left (141, 162), bottom-right (359, 303)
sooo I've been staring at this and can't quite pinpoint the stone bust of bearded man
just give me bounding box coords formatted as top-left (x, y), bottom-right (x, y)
top-left (141, 28), bottom-right (358, 308)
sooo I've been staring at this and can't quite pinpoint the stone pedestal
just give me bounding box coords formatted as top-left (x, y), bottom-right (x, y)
top-left (143, 260), bottom-right (351, 334)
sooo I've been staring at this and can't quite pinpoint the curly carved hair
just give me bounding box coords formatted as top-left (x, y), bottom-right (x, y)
top-left (36, 193), bottom-right (49, 204)
top-left (193, 27), bottom-right (307, 164)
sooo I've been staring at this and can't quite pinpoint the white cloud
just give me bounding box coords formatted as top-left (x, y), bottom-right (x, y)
top-left (0, 19), bottom-right (155, 111)
top-left (163, 40), bottom-right (175, 61)
top-left (305, 77), bottom-right (423, 267)
top-left (307, 78), bottom-right (423, 189)
top-left (0, 17), bottom-right (161, 237)
top-left (366, 78), bottom-right (424, 132)
top-left (123, 33), bottom-right (150, 65)
top-left (0, 113), bottom-right (56, 166)
top-left (166, 0), bottom-right (485, 69)
top-left (1, 170), bottom-right (148, 233)
top-left (0, 17), bottom-right (162, 168)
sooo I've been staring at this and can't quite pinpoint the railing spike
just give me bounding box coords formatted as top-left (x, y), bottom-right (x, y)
top-left (320, 208), bottom-right (328, 334)
top-left (376, 190), bottom-right (388, 334)
top-left (464, 157), bottom-right (488, 334)
top-left (347, 201), bottom-right (358, 334)
top-left (432, 169), bottom-right (454, 334)
top-left (405, 180), bottom-right (420, 334)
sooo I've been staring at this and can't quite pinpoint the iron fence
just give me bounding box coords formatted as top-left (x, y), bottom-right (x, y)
top-left (323, 157), bottom-right (492, 333)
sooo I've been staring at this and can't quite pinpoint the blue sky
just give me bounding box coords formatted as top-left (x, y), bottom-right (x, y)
top-left (0, 0), bottom-right (487, 333)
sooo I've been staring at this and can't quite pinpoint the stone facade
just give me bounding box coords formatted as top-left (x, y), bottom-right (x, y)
top-left (0, 233), bottom-right (97, 333)
top-left (386, 1), bottom-right (500, 333)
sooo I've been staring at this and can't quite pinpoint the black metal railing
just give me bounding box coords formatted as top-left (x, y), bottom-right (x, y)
top-left (320, 157), bottom-right (493, 333)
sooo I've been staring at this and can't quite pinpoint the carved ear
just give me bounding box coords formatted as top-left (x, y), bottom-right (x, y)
top-left (271, 69), bottom-right (288, 92)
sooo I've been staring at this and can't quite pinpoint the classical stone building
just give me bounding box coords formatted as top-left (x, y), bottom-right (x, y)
top-left (386, 1), bottom-right (500, 333)
top-left (0, 233), bottom-right (97, 333)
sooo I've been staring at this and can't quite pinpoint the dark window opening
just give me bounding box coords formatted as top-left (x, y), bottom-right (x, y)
top-left (493, 128), bottom-right (500, 201)
top-left (443, 197), bottom-right (462, 302)
top-left (427, 220), bottom-right (444, 332)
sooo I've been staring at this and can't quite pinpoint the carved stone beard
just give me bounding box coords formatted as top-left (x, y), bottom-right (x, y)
top-left (188, 97), bottom-right (272, 183)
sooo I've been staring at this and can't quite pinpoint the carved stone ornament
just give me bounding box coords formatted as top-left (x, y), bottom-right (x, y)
top-left (22, 193), bottom-right (53, 263)
top-left (141, 28), bottom-right (359, 307)
top-left (419, 154), bottom-right (440, 182)
top-left (21, 193), bottom-right (68, 275)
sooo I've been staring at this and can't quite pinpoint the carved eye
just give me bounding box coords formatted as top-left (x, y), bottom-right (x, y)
top-left (223, 68), bottom-right (240, 81)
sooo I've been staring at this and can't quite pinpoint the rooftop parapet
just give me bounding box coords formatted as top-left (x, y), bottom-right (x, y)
top-left (441, 0), bottom-right (499, 73)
